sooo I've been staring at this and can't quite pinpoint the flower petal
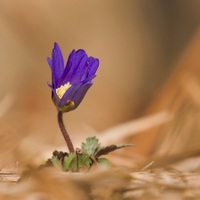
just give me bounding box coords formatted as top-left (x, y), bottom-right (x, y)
top-left (52, 43), bottom-right (65, 87)
top-left (47, 59), bottom-right (56, 87)
top-left (62, 49), bottom-right (76, 81)
top-left (48, 84), bottom-right (60, 107)
top-left (62, 49), bottom-right (87, 84)
top-left (47, 57), bottom-right (53, 70)
top-left (58, 84), bottom-right (81, 107)
top-left (70, 53), bottom-right (88, 83)
top-left (87, 57), bottom-right (99, 79)
top-left (81, 57), bottom-right (99, 81)
top-left (71, 83), bottom-right (93, 107)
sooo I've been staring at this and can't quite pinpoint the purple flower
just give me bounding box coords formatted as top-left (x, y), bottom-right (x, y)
top-left (47, 43), bottom-right (99, 112)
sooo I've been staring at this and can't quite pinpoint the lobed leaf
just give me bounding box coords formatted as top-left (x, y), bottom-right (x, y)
top-left (81, 136), bottom-right (100, 156)
top-left (78, 152), bottom-right (92, 169)
top-left (51, 156), bottom-right (64, 171)
top-left (63, 153), bottom-right (78, 172)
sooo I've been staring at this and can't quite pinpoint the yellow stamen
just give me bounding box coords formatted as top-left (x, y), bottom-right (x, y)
top-left (56, 82), bottom-right (71, 99)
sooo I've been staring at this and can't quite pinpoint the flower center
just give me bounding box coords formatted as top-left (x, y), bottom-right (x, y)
top-left (56, 82), bottom-right (71, 99)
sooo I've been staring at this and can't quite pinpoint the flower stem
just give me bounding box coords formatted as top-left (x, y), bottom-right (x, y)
top-left (57, 111), bottom-right (75, 153)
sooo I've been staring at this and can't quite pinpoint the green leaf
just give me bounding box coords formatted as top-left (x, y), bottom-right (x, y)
top-left (81, 136), bottom-right (100, 156)
top-left (78, 152), bottom-right (92, 168)
top-left (63, 153), bottom-right (78, 172)
top-left (95, 144), bottom-right (134, 157)
top-left (98, 157), bottom-right (111, 167)
top-left (51, 156), bottom-right (63, 171)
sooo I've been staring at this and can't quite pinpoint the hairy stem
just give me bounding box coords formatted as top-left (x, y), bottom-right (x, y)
top-left (57, 111), bottom-right (75, 152)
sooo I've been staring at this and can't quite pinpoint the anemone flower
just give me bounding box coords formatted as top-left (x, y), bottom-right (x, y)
top-left (47, 42), bottom-right (99, 112)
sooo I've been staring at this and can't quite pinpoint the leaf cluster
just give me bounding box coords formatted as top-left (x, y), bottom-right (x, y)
top-left (48, 137), bottom-right (133, 172)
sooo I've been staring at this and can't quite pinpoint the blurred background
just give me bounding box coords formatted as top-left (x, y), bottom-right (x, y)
top-left (1, 0), bottom-right (200, 167)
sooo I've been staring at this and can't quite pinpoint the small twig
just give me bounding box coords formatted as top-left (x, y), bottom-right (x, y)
top-left (140, 161), bottom-right (155, 171)
top-left (99, 111), bottom-right (172, 145)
